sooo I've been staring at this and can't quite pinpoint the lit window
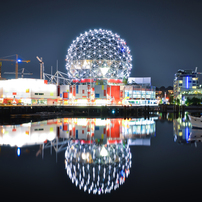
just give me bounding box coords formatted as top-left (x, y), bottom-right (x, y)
top-left (179, 80), bottom-right (183, 83)
top-left (192, 77), bottom-right (198, 80)
top-left (192, 86), bottom-right (197, 89)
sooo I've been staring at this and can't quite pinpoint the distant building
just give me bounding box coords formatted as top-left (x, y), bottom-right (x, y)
top-left (173, 69), bottom-right (199, 99)
top-left (155, 86), bottom-right (173, 104)
top-left (124, 85), bottom-right (156, 106)
top-left (128, 77), bottom-right (151, 86)
top-left (124, 77), bottom-right (157, 106)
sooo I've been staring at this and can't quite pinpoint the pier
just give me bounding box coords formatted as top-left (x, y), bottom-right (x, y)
top-left (0, 105), bottom-right (158, 119)
top-left (158, 104), bottom-right (202, 113)
top-left (1, 104), bottom-right (202, 122)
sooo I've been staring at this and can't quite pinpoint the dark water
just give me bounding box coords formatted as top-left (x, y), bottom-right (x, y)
top-left (1, 114), bottom-right (202, 201)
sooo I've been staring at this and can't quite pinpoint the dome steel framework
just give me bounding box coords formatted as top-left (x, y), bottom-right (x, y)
top-left (65, 140), bottom-right (132, 194)
top-left (66, 29), bottom-right (132, 80)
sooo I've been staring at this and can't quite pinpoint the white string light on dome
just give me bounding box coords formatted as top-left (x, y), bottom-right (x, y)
top-left (66, 29), bottom-right (132, 79)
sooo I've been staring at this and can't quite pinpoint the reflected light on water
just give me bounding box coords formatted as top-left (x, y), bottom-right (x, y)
top-left (17, 147), bottom-right (20, 156)
top-left (0, 117), bottom-right (156, 148)
top-left (65, 139), bottom-right (132, 194)
top-left (0, 117), bottom-right (157, 194)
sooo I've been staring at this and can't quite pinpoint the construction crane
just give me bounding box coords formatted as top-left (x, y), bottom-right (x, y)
top-left (4, 68), bottom-right (33, 78)
top-left (194, 67), bottom-right (202, 75)
top-left (0, 54), bottom-right (30, 79)
top-left (36, 56), bottom-right (44, 79)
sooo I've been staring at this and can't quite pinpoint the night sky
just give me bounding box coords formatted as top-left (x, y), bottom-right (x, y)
top-left (1, 0), bottom-right (202, 87)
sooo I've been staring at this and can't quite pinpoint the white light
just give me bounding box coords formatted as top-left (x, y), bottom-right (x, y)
top-left (100, 67), bottom-right (110, 76)
top-left (100, 146), bottom-right (108, 157)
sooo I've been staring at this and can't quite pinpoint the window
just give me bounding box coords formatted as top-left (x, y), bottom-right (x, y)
top-left (34, 128), bottom-right (44, 131)
top-left (35, 93), bottom-right (44, 95)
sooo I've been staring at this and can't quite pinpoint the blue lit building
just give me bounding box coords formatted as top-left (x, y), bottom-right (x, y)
top-left (173, 69), bottom-right (199, 100)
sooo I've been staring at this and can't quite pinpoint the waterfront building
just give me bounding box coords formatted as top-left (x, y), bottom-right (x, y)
top-left (124, 84), bottom-right (156, 106)
top-left (0, 29), bottom-right (157, 106)
top-left (173, 69), bottom-right (199, 100)
top-left (0, 78), bottom-right (57, 105)
top-left (124, 77), bottom-right (156, 106)
top-left (0, 77), bottom-right (156, 106)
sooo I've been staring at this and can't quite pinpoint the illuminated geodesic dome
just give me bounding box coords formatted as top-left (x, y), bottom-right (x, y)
top-left (65, 140), bottom-right (132, 194)
top-left (66, 29), bottom-right (132, 80)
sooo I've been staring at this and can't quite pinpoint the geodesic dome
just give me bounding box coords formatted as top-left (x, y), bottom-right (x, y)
top-left (66, 29), bottom-right (132, 80)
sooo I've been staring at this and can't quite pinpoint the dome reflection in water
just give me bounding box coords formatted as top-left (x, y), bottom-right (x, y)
top-left (65, 139), bottom-right (132, 194)
top-left (0, 116), bottom-right (156, 194)
top-left (63, 117), bottom-right (156, 194)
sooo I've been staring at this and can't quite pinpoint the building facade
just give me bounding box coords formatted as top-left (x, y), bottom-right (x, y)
top-left (173, 69), bottom-right (199, 99)
top-left (0, 77), bottom-right (157, 106)
top-left (0, 78), bottom-right (57, 105)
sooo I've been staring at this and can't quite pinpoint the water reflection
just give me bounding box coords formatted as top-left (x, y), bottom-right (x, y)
top-left (65, 139), bottom-right (131, 194)
top-left (0, 117), bottom-right (157, 194)
top-left (0, 117), bottom-right (157, 149)
top-left (173, 113), bottom-right (202, 145)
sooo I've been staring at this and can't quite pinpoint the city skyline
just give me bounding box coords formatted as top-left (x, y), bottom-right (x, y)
top-left (1, 0), bottom-right (202, 87)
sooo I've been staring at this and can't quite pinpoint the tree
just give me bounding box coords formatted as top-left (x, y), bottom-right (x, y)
top-left (160, 86), bottom-right (166, 91)
top-left (123, 77), bottom-right (128, 85)
top-left (176, 98), bottom-right (180, 105)
top-left (167, 86), bottom-right (173, 90)
top-left (191, 97), bottom-right (201, 105)
top-left (185, 97), bottom-right (191, 106)
top-left (169, 94), bottom-right (174, 104)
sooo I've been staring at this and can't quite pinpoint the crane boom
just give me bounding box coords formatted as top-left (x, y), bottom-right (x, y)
top-left (36, 56), bottom-right (43, 63)
top-left (0, 58), bottom-right (30, 63)
top-left (0, 54), bottom-right (30, 78)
